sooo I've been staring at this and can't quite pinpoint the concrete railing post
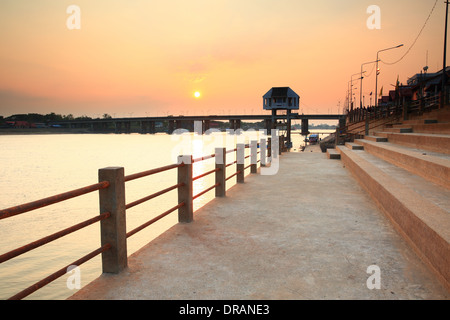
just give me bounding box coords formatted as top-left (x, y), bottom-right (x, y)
top-left (236, 143), bottom-right (245, 183)
top-left (98, 167), bottom-right (127, 274)
top-left (215, 147), bottom-right (226, 197)
top-left (260, 138), bottom-right (267, 167)
top-left (177, 155), bottom-right (193, 223)
top-left (250, 140), bottom-right (257, 174)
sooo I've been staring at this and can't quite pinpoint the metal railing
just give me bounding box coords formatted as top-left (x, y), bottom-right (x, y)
top-left (0, 138), bottom-right (273, 300)
top-left (341, 91), bottom-right (448, 141)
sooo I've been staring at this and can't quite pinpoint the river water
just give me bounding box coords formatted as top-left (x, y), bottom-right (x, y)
top-left (0, 129), bottom-right (333, 300)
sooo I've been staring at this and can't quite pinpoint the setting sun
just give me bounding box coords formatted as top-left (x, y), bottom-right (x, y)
top-left (194, 91), bottom-right (201, 98)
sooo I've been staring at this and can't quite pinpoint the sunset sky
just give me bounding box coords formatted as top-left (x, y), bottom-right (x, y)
top-left (0, 0), bottom-right (447, 118)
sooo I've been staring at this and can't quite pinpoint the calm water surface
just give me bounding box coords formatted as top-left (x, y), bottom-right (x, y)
top-left (0, 130), bottom-right (332, 300)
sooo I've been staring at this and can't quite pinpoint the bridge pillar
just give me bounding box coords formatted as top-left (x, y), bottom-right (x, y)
top-left (140, 121), bottom-right (147, 134)
top-left (115, 122), bottom-right (122, 134)
top-left (265, 119), bottom-right (273, 134)
top-left (301, 119), bottom-right (309, 136)
top-left (229, 119), bottom-right (235, 130)
top-left (286, 109), bottom-right (292, 149)
top-left (150, 121), bottom-right (156, 134)
top-left (124, 122), bottom-right (131, 134)
top-left (168, 120), bottom-right (175, 134)
top-left (203, 120), bottom-right (210, 134)
top-left (236, 119), bottom-right (241, 130)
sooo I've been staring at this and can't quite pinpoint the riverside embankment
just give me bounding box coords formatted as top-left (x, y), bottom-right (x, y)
top-left (70, 146), bottom-right (449, 300)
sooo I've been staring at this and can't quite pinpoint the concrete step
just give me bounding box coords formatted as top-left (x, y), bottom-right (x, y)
top-left (409, 122), bottom-right (450, 135)
top-left (408, 107), bottom-right (450, 124)
top-left (345, 142), bottom-right (364, 150)
top-left (364, 135), bottom-right (388, 142)
top-left (402, 119), bottom-right (438, 125)
top-left (336, 145), bottom-right (450, 291)
top-left (354, 139), bottom-right (450, 190)
top-left (393, 124), bottom-right (414, 128)
top-left (326, 149), bottom-right (340, 159)
top-left (382, 126), bottom-right (413, 133)
top-left (372, 132), bottom-right (450, 155)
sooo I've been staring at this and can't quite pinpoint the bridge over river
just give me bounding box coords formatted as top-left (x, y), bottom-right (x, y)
top-left (49, 113), bottom-right (344, 133)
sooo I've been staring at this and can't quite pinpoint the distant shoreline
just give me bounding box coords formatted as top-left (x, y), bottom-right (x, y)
top-left (0, 128), bottom-right (95, 135)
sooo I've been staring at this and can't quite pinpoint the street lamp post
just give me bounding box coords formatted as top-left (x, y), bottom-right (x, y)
top-left (360, 60), bottom-right (379, 108)
top-left (350, 72), bottom-right (364, 111)
top-left (375, 44), bottom-right (404, 107)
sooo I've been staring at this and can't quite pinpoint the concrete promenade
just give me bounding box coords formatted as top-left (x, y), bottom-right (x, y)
top-left (70, 145), bottom-right (449, 300)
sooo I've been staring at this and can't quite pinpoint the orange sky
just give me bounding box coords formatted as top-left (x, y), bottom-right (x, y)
top-left (0, 0), bottom-right (447, 118)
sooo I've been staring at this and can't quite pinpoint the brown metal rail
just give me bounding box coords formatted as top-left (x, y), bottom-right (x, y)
top-left (192, 153), bottom-right (216, 163)
top-left (126, 202), bottom-right (185, 238)
top-left (192, 168), bottom-right (220, 182)
top-left (226, 170), bottom-right (241, 181)
top-left (125, 183), bottom-right (184, 210)
top-left (124, 163), bottom-right (183, 182)
top-left (226, 160), bottom-right (237, 168)
top-left (0, 212), bottom-right (110, 264)
top-left (193, 183), bottom-right (220, 200)
top-left (0, 181), bottom-right (110, 220)
top-left (8, 243), bottom-right (111, 300)
top-left (345, 114), bottom-right (400, 137)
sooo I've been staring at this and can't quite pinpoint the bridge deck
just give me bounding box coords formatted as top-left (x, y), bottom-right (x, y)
top-left (70, 146), bottom-right (449, 300)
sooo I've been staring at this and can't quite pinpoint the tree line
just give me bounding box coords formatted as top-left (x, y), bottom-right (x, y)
top-left (0, 113), bottom-right (112, 124)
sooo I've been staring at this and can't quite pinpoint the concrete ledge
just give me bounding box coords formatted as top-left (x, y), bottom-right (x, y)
top-left (354, 139), bottom-right (450, 190)
top-left (337, 146), bottom-right (450, 292)
top-left (326, 149), bottom-right (340, 159)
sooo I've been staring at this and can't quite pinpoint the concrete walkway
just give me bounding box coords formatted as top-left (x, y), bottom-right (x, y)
top-left (70, 146), bottom-right (449, 300)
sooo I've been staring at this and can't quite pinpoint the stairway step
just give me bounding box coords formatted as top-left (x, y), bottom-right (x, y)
top-left (345, 142), bottom-right (364, 150)
top-left (326, 149), bottom-right (340, 159)
top-left (354, 139), bottom-right (450, 190)
top-left (383, 127), bottom-right (413, 133)
top-left (403, 119), bottom-right (438, 125)
top-left (352, 149), bottom-right (450, 212)
top-left (374, 132), bottom-right (389, 138)
top-left (371, 132), bottom-right (450, 155)
top-left (364, 135), bottom-right (388, 142)
top-left (410, 122), bottom-right (450, 135)
top-left (337, 145), bottom-right (450, 290)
